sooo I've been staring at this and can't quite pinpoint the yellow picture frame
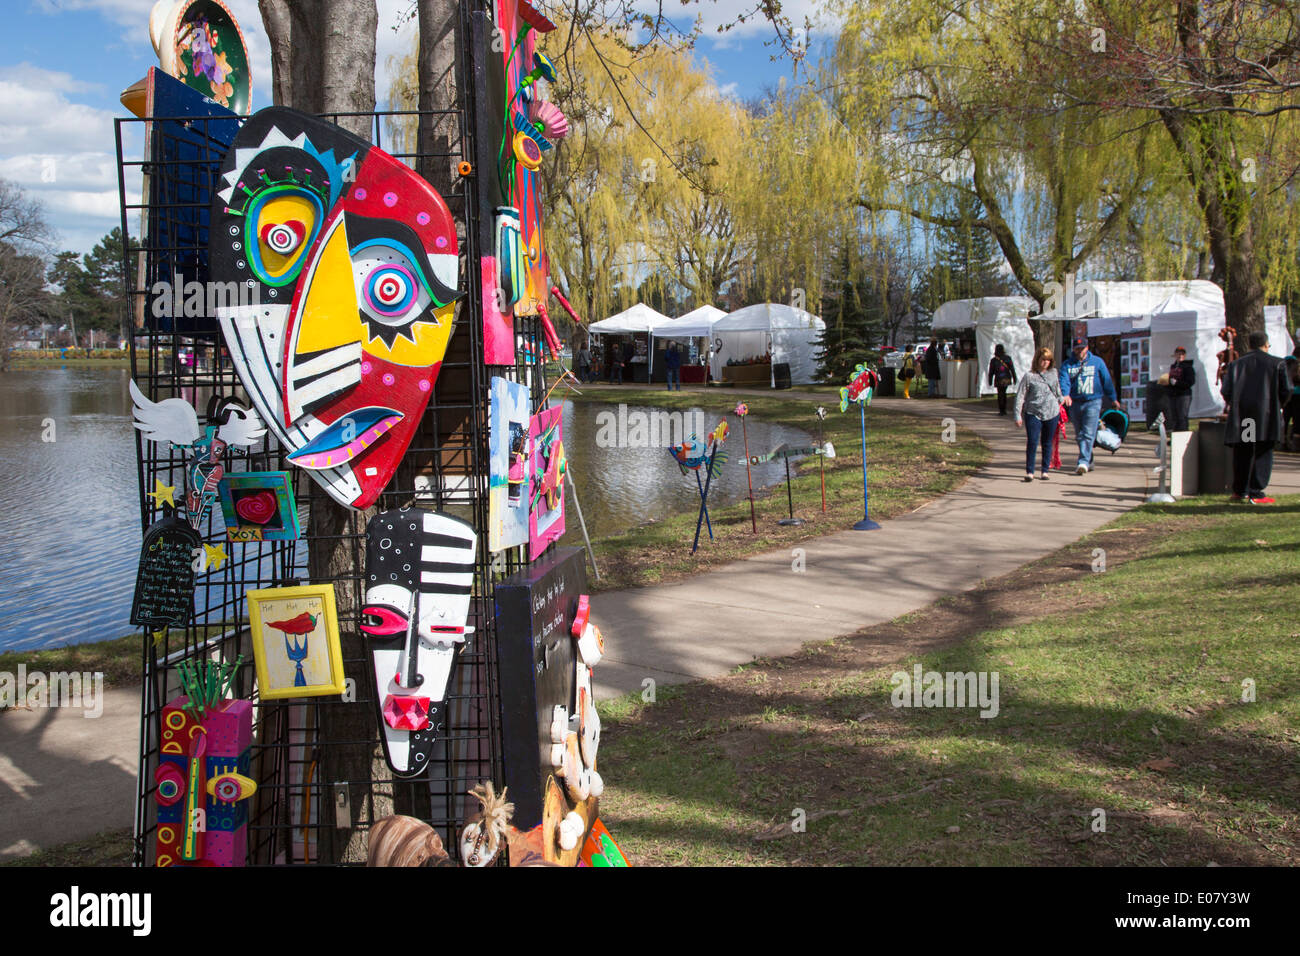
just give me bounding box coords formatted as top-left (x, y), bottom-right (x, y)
top-left (246, 584), bottom-right (346, 700)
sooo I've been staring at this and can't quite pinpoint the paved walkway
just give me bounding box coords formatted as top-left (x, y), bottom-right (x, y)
top-left (589, 389), bottom-right (1300, 698)
top-left (4, 389), bottom-right (1297, 857)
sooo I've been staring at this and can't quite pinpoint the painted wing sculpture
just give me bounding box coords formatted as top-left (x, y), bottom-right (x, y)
top-left (209, 107), bottom-right (463, 510)
top-left (361, 508), bottom-right (477, 777)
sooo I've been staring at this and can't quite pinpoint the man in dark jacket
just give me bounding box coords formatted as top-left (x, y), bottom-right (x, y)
top-left (1220, 330), bottom-right (1292, 504)
top-left (1166, 346), bottom-right (1196, 431)
top-left (923, 337), bottom-right (942, 396)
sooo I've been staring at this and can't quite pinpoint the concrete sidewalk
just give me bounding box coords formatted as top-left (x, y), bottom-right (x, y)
top-left (589, 391), bottom-right (1300, 699)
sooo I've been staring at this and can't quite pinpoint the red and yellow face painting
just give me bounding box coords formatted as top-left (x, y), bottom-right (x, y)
top-left (211, 107), bottom-right (461, 509)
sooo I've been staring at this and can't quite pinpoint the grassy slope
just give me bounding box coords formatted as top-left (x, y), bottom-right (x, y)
top-left (595, 497), bottom-right (1300, 866)
top-left (569, 387), bottom-right (990, 591)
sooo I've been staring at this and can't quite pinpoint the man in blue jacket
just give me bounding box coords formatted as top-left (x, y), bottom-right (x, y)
top-left (1059, 333), bottom-right (1120, 474)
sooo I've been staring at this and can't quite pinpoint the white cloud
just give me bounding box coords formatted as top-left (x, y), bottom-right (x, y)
top-left (0, 63), bottom-right (103, 96)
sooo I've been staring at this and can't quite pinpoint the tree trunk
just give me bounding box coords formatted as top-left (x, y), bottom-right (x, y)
top-left (259, 0), bottom-right (381, 864)
top-left (416, 0), bottom-right (460, 194)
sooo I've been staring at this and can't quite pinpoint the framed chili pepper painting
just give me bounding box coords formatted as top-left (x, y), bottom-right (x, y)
top-left (246, 584), bottom-right (345, 700)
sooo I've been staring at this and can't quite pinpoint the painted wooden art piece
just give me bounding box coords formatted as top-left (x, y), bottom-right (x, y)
top-left (496, 548), bottom-right (614, 865)
top-left (149, 0), bottom-right (251, 113)
top-left (361, 508), bottom-right (477, 777)
top-left (131, 507), bottom-right (202, 629)
top-left (839, 363), bottom-right (881, 531)
top-left (578, 817), bottom-right (630, 867)
top-left (131, 379), bottom-right (265, 529)
top-left (477, 0), bottom-right (561, 363)
top-left (155, 657), bottom-right (255, 867)
top-left (247, 584), bottom-right (346, 700)
top-left (209, 106), bottom-right (463, 510)
top-left (528, 405), bottom-right (565, 560)
top-left (217, 470), bottom-right (300, 542)
top-left (488, 376), bottom-right (532, 552)
top-left (669, 420), bottom-right (729, 553)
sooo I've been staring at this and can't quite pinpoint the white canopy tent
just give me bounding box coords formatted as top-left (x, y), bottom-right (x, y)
top-left (931, 296), bottom-right (1036, 396)
top-left (655, 304), bottom-right (726, 339)
top-left (1056, 280), bottom-right (1291, 419)
top-left (587, 302), bottom-right (673, 334)
top-left (710, 303), bottom-right (827, 386)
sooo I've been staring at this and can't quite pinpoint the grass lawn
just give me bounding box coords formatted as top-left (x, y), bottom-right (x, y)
top-left (0, 634), bottom-right (140, 691)
top-left (594, 496), bottom-right (1300, 866)
top-left (568, 386), bottom-right (990, 591)
top-left (1, 829), bottom-right (134, 867)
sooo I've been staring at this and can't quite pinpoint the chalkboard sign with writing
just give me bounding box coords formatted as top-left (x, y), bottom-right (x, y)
top-left (130, 510), bottom-right (201, 628)
top-left (495, 546), bottom-right (587, 828)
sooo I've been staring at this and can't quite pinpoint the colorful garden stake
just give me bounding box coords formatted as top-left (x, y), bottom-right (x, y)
top-left (670, 421), bottom-right (729, 553)
top-left (839, 364), bottom-right (881, 531)
top-left (816, 405), bottom-right (828, 513)
top-left (734, 402), bottom-right (757, 533)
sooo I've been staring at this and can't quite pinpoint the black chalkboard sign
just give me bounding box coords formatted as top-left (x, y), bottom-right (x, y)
top-left (130, 510), bottom-right (201, 629)
top-left (495, 547), bottom-right (587, 829)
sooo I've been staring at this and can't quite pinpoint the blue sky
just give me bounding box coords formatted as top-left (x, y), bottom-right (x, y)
top-left (2, 0), bottom-right (822, 257)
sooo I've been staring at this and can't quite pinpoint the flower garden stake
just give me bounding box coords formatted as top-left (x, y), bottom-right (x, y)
top-left (840, 364), bottom-right (880, 531)
top-left (735, 402), bottom-right (757, 533)
top-left (816, 405), bottom-right (827, 513)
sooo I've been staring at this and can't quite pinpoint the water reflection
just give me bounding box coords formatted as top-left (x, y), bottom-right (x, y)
top-left (0, 372), bottom-right (809, 650)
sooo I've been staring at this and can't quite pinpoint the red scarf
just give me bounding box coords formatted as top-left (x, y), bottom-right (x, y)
top-left (1050, 405), bottom-right (1068, 470)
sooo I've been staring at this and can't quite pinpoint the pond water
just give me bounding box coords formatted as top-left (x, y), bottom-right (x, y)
top-left (0, 368), bottom-right (808, 650)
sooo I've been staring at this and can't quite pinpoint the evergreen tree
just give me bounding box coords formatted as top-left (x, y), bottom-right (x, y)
top-left (816, 243), bottom-right (886, 382)
top-left (914, 192), bottom-right (1009, 314)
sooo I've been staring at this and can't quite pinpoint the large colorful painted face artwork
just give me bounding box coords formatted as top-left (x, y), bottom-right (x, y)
top-left (528, 406), bottom-right (565, 560)
top-left (362, 508), bottom-right (477, 777)
top-left (149, 0), bottom-right (251, 113)
top-left (210, 107), bottom-right (463, 510)
top-left (488, 376), bottom-right (532, 552)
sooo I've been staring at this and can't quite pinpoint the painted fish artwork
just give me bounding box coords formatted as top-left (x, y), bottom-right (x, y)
top-left (209, 106), bottom-right (463, 511)
top-left (361, 508), bottom-right (477, 777)
top-left (839, 363), bottom-right (879, 412)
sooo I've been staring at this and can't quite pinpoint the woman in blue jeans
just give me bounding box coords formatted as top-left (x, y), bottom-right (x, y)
top-left (1014, 346), bottom-right (1064, 481)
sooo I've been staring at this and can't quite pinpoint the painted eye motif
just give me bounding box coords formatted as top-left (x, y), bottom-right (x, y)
top-left (260, 219), bottom-right (305, 255)
top-left (364, 264), bottom-right (418, 320)
top-left (155, 764), bottom-right (185, 807)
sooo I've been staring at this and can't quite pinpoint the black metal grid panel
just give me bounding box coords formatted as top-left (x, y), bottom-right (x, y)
top-left (117, 0), bottom-right (552, 865)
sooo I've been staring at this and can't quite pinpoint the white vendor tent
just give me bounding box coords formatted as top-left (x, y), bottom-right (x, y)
top-left (710, 303), bottom-right (826, 386)
top-left (931, 296), bottom-right (1035, 396)
top-left (587, 302), bottom-right (673, 334)
top-left (654, 304), bottom-right (726, 339)
top-left (1058, 280), bottom-right (1291, 419)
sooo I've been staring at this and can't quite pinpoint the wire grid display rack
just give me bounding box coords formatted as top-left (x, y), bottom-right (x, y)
top-left (115, 2), bottom-right (553, 866)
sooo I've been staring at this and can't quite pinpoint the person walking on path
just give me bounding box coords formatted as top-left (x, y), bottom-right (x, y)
top-left (1166, 345), bottom-right (1197, 431)
top-left (1220, 329), bottom-right (1292, 504)
top-left (610, 343), bottom-right (625, 384)
top-left (576, 340), bottom-right (592, 383)
top-left (988, 343), bottom-right (1018, 416)
top-left (1014, 346), bottom-right (1064, 482)
top-left (900, 344), bottom-right (917, 399)
top-left (1060, 333), bottom-right (1120, 474)
top-left (923, 337), bottom-right (942, 396)
top-left (665, 341), bottom-right (682, 391)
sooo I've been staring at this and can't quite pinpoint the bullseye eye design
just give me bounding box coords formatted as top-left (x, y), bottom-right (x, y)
top-left (260, 219), bottom-right (305, 255)
top-left (364, 264), bottom-right (416, 319)
top-left (154, 764), bottom-right (185, 807)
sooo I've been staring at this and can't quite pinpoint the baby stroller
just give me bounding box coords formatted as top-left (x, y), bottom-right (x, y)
top-left (1095, 407), bottom-right (1130, 454)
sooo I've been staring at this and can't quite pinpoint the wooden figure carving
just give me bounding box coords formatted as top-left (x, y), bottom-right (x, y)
top-left (362, 507), bottom-right (477, 777)
top-left (209, 107), bottom-right (463, 510)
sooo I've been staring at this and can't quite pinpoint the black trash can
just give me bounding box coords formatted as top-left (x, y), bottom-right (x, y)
top-left (772, 362), bottom-right (792, 389)
top-left (877, 366), bottom-right (897, 397)
top-left (1144, 381), bottom-right (1172, 430)
top-left (1196, 420), bottom-right (1233, 495)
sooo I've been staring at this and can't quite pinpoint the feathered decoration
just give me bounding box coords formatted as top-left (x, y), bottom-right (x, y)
top-left (460, 781), bottom-right (515, 867)
top-left (531, 100), bottom-right (569, 141)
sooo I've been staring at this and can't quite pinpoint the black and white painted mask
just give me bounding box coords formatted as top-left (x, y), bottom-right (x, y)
top-left (361, 507), bottom-right (476, 777)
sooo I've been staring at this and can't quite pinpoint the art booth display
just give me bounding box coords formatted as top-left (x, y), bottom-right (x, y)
top-left (208, 106), bottom-right (463, 510)
top-left (246, 584), bottom-right (346, 700)
top-left (362, 508), bottom-right (478, 777)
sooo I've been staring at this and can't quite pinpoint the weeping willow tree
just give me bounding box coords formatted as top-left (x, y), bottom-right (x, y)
top-left (825, 0), bottom-right (1196, 343)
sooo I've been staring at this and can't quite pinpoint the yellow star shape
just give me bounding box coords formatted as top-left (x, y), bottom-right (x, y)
top-left (147, 479), bottom-right (176, 508)
top-left (203, 543), bottom-right (228, 571)
top-left (151, 629), bottom-right (168, 648)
